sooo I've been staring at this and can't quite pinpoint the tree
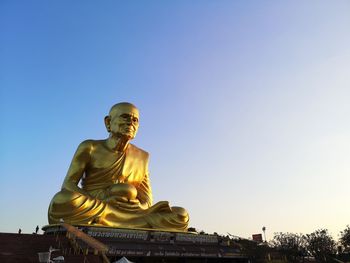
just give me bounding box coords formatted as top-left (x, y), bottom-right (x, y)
top-left (238, 239), bottom-right (270, 263)
top-left (305, 229), bottom-right (336, 262)
top-left (188, 227), bottom-right (197, 232)
top-left (271, 232), bottom-right (306, 262)
top-left (340, 225), bottom-right (350, 252)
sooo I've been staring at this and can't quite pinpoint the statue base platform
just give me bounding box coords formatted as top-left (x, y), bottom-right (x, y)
top-left (43, 224), bottom-right (249, 262)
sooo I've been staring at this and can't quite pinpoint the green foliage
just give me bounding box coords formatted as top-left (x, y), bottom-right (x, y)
top-left (238, 228), bottom-right (350, 262)
top-left (305, 229), bottom-right (336, 262)
top-left (271, 232), bottom-right (306, 262)
top-left (238, 239), bottom-right (270, 263)
top-left (340, 225), bottom-right (350, 251)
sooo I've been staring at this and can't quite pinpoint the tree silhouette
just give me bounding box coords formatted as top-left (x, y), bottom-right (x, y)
top-left (271, 232), bottom-right (306, 262)
top-left (305, 229), bottom-right (336, 262)
top-left (340, 225), bottom-right (350, 252)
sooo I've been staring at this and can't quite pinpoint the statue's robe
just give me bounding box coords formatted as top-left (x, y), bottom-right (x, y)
top-left (48, 144), bottom-right (189, 231)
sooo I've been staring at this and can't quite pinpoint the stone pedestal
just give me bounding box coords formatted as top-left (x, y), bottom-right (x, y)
top-left (43, 225), bottom-right (248, 262)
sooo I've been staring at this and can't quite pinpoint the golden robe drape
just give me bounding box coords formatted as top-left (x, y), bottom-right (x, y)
top-left (48, 144), bottom-right (189, 231)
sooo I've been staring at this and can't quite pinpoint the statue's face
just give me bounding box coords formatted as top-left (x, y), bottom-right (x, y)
top-left (109, 105), bottom-right (139, 139)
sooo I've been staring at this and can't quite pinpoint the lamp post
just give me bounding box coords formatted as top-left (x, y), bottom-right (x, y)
top-left (262, 226), bottom-right (266, 242)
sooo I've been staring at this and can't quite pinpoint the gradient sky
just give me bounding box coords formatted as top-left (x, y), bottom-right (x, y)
top-left (1, 1), bottom-right (349, 239)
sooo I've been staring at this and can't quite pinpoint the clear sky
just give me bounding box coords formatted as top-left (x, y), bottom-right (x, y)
top-left (1, 1), bottom-right (349, 239)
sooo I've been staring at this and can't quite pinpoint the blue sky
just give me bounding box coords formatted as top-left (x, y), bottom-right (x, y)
top-left (1, 1), bottom-right (349, 239)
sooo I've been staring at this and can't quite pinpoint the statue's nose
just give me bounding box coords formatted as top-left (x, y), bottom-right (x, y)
top-left (124, 117), bottom-right (132, 123)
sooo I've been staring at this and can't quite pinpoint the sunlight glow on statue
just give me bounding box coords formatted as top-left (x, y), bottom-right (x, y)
top-left (48, 102), bottom-right (189, 231)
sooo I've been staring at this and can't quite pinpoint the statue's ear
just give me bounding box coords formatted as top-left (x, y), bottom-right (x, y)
top-left (104, 116), bottom-right (111, 132)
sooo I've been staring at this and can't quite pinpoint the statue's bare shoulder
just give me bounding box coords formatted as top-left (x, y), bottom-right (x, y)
top-left (77, 139), bottom-right (126, 168)
top-left (77, 139), bottom-right (106, 155)
top-left (69, 140), bottom-right (105, 168)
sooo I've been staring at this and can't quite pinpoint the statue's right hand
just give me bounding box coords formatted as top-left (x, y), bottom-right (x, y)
top-left (105, 195), bottom-right (128, 204)
top-left (106, 196), bottom-right (142, 211)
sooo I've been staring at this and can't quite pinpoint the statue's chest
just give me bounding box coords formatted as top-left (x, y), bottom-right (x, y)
top-left (87, 146), bottom-right (146, 185)
top-left (90, 148), bottom-right (123, 169)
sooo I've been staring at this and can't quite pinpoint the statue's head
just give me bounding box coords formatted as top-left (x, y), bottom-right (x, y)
top-left (104, 102), bottom-right (139, 140)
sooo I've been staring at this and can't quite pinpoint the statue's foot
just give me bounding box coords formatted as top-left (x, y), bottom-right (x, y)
top-left (171, 206), bottom-right (189, 222)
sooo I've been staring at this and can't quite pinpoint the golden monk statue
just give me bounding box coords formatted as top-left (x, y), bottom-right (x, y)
top-left (48, 102), bottom-right (189, 231)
